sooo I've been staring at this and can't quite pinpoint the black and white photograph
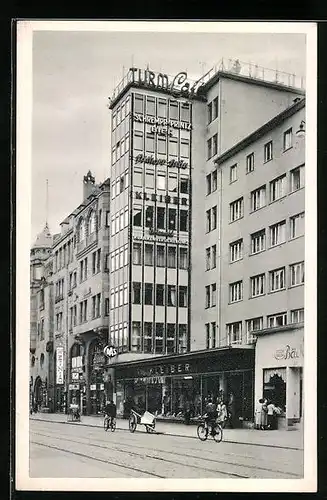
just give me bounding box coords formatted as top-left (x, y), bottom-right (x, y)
top-left (15, 20), bottom-right (317, 492)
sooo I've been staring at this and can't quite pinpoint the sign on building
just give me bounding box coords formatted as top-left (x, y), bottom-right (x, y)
top-left (56, 347), bottom-right (64, 385)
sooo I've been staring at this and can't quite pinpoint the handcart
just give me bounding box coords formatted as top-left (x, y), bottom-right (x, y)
top-left (67, 404), bottom-right (81, 422)
top-left (129, 409), bottom-right (156, 433)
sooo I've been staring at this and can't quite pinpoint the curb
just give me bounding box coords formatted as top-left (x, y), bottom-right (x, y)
top-left (30, 417), bottom-right (303, 451)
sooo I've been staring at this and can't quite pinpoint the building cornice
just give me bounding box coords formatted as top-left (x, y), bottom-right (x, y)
top-left (254, 323), bottom-right (304, 337)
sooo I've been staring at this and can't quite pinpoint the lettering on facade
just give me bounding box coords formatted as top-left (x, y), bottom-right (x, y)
top-left (130, 68), bottom-right (204, 100)
top-left (103, 345), bottom-right (118, 358)
top-left (93, 352), bottom-right (106, 366)
top-left (133, 235), bottom-right (188, 245)
top-left (273, 344), bottom-right (304, 361)
top-left (133, 113), bottom-right (192, 131)
top-left (134, 362), bottom-right (191, 378)
top-left (134, 190), bottom-right (188, 206)
top-left (56, 347), bottom-right (64, 385)
top-left (134, 153), bottom-right (189, 170)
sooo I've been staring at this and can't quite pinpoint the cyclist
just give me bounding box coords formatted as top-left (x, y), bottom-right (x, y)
top-left (204, 397), bottom-right (218, 433)
top-left (104, 399), bottom-right (117, 428)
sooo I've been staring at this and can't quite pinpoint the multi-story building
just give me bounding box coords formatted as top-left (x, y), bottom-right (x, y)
top-left (213, 98), bottom-right (305, 428)
top-left (106, 59), bottom-right (305, 423)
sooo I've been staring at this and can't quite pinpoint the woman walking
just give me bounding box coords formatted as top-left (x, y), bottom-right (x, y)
top-left (255, 398), bottom-right (268, 430)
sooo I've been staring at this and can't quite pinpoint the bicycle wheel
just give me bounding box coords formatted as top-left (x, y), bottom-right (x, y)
top-left (146, 422), bottom-right (155, 433)
top-left (104, 417), bottom-right (109, 431)
top-left (212, 424), bottom-right (223, 443)
top-left (129, 415), bottom-right (137, 433)
top-left (197, 424), bottom-right (208, 441)
top-left (110, 419), bottom-right (116, 432)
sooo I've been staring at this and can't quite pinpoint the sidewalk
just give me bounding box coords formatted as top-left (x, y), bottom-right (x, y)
top-left (30, 413), bottom-right (303, 450)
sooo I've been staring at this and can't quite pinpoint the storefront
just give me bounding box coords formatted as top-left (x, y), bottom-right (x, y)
top-left (88, 340), bottom-right (107, 415)
top-left (114, 346), bottom-right (255, 426)
top-left (69, 342), bottom-right (86, 413)
top-left (254, 325), bottom-right (304, 429)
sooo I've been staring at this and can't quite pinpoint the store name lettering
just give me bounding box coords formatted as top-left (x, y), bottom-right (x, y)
top-left (133, 113), bottom-right (192, 131)
top-left (136, 363), bottom-right (191, 377)
top-left (135, 153), bottom-right (189, 170)
top-left (130, 67), bottom-right (203, 100)
top-left (134, 190), bottom-right (188, 206)
top-left (274, 344), bottom-right (304, 361)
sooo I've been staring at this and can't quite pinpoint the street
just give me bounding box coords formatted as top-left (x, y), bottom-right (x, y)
top-left (30, 419), bottom-right (303, 479)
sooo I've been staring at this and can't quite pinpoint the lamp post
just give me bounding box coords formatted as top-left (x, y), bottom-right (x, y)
top-left (296, 120), bottom-right (306, 137)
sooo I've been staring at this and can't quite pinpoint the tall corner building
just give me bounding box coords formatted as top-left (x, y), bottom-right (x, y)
top-left (106, 59), bottom-right (305, 423)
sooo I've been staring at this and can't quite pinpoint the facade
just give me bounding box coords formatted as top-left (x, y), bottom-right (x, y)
top-left (215, 98), bottom-right (305, 427)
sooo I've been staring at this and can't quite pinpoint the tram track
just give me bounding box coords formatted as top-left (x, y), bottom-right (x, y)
top-left (31, 429), bottom-right (301, 479)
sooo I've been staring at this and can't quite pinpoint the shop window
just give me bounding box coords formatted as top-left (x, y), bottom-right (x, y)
top-left (167, 285), bottom-right (177, 307)
top-left (144, 283), bottom-right (153, 305)
top-left (167, 246), bottom-right (176, 268)
top-left (132, 282), bottom-right (141, 305)
top-left (155, 323), bottom-right (164, 354)
top-left (168, 208), bottom-right (177, 231)
top-left (178, 286), bottom-right (188, 307)
top-left (133, 206), bottom-right (142, 227)
top-left (263, 369), bottom-right (286, 412)
top-left (178, 324), bottom-right (188, 353)
top-left (179, 209), bottom-right (188, 232)
top-left (166, 324), bottom-right (176, 354)
top-left (156, 284), bottom-right (165, 306)
top-left (145, 206), bottom-right (154, 228)
top-left (179, 247), bottom-right (188, 269)
top-left (144, 322), bottom-right (153, 353)
top-left (157, 207), bottom-right (166, 229)
top-left (156, 245), bottom-right (166, 267)
top-left (131, 322), bottom-right (141, 352)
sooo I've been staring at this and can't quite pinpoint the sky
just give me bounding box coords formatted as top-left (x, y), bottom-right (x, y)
top-left (31, 26), bottom-right (307, 243)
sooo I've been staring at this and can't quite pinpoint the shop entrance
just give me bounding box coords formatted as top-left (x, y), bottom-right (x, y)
top-left (263, 369), bottom-right (286, 412)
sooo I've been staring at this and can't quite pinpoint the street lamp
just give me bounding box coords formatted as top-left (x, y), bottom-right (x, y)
top-left (296, 120), bottom-right (306, 137)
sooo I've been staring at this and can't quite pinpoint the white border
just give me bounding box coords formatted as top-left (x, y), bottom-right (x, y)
top-left (16, 20), bottom-right (317, 492)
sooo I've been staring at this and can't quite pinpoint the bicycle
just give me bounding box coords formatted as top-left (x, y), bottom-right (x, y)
top-left (104, 415), bottom-right (116, 432)
top-left (197, 417), bottom-right (223, 442)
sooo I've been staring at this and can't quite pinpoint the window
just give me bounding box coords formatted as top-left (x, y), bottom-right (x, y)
top-left (207, 102), bottom-right (212, 124)
top-left (156, 245), bottom-right (165, 267)
top-left (290, 262), bottom-right (304, 286)
top-left (290, 165), bottom-right (305, 192)
top-left (144, 322), bottom-right (153, 353)
top-left (213, 97), bottom-right (219, 120)
top-left (158, 136), bottom-right (167, 155)
top-left (168, 208), bottom-right (177, 231)
top-left (230, 164), bottom-right (237, 183)
top-left (212, 169), bottom-right (217, 192)
top-left (124, 284), bottom-right (128, 305)
top-left (250, 274), bottom-right (265, 297)
top-left (212, 283), bottom-right (217, 306)
top-left (207, 138), bottom-right (212, 159)
top-left (145, 206), bottom-right (154, 228)
top-left (131, 322), bottom-right (141, 352)
top-left (145, 171), bottom-right (155, 189)
top-left (92, 252), bottom-right (96, 274)
top-left (212, 134), bottom-right (218, 156)
top-left (270, 220), bottom-right (286, 247)
top-left (166, 324), bottom-right (176, 354)
top-left (251, 186), bottom-right (266, 211)
top-left (227, 322), bottom-right (242, 344)
top-left (134, 170), bottom-right (143, 187)
top-left (205, 247), bottom-right (211, 271)
top-left (133, 206), bottom-right (142, 227)
top-left (180, 177), bottom-right (189, 194)
top-left (134, 94), bottom-right (144, 114)
top-left (269, 267), bottom-right (285, 292)
top-left (251, 229), bottom-right (265, 254)
top-left (229, 281), bottom-right (243, 303)
top-left (169, 100), bottom-right (179, 120)
top-left (283, 128), bottom-right (293, 150)
top-left (156, 284), bottom-right (165, 306)
top-left (144, 283), bottom-right (153, 305)
top-left (179, 286), bottom-right (187, 307)
top-left (158, 98), bottom-right (167, 118)
top-left (134, 131), bottom-right (143, 150)
top-left (264, 141), bottom-right (273, 162)
top-left (267, 312), bottom-right (287, 328)
top-left (146, 97), bottom-right (155, 116)
top-left (206, 210), bottom-right (211, 233)
top-left (132, 282), bottom-right (141, 304)
top-left (144, 243), bottom-right (154, 266)
top-left (230, 197), bottom-right (243, 222)
top-left (205, 285), bottom-right (210, 308)
top-left (290, 212), bottom-right (305, 239)
top-left (157, 172), bottom-right (166, 191)
top-left (96, 249), bottom-right (101, 273)
top-left (270, 175), bottom-right (286, 202)
top-left (211, 206), bottom-right (217, 230)
top-left (206, 322), bottom-right (216, 349)
top-left (206, 174), bottom-right (212, 195)
top-left (145, 132), bottom-right (155, 153)
top-left (168, 174), bottom-right (177, 193)
top-left (246, 317), bottom-right (263, 343)
top-left (290, 309), bottom-right (304, 324)
top-left (167, 246), bottom-right (177, 268)
top-left (211, 245), bottom-right (217, 269)
top-left (88, 210), bottom-right (96, 235)
top-left (133, 242), bottom-right (141, 265)
top-left (230, 239), bottom-right (243, 262)
top-left (124, 207), bottom-right (129, 227)
top-left (105, 298), bottom-right (109, 316)
top-left (246, 153), bottom-right (254, 173)
top-left (178, 324), bottom-right (188, 353)
top-left (180, 139), bottom-right (190, 158)
top-left (179, 247), bottom-right (188, 269)
top-left (167, 285), bottom-right (177, 307)
top-left (179, 210), bottom-right (188, 232)
top-left (155, 323), bottom-right (164, 354)
top-left (169, 137), bottom-right (178, 156)
top-left (157, 207), bottom-right (166, 229)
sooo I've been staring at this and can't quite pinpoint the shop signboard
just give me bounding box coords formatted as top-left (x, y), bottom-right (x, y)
top-left (56, 347), bottom-right (64, 385)
top-left (69, 383), bottom-right (80, 390)
top-left (134, 153), bottom-right (189, 170)
top-left (133, 113), bottom-right (192, 131)
top-left (103, 345), bottom-right (117, 358)
top-left (72, 372), bottom-right (79, 381)
top-left (273, 344), bottom-right (304, 361)
top-left (90, 384), bottom-right (96, 390)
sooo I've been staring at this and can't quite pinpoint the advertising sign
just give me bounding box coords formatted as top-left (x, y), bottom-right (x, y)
top-left (56, 347), bottom-right (64, 385)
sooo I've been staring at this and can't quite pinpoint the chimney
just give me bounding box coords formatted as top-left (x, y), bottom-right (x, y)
top-left (83, 170), bottom-right (95, 200)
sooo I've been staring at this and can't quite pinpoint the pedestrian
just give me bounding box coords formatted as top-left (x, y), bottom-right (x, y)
top-left (255, 398), bottom-right (268, 430)
top-left (227, 392), bottom-right (235, 428)
top-left (184, 399), bottom-right (191, 425)
top-left (267, 401), bottom-right (277, 430)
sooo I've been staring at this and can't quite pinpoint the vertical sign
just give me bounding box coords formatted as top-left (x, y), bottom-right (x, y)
top-left (56, 347), bottom-right (64, 385)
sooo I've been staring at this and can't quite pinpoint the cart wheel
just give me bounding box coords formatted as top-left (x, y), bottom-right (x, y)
top-left (129, 415), bottom-right (137, 433)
